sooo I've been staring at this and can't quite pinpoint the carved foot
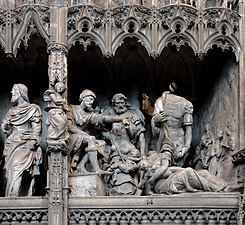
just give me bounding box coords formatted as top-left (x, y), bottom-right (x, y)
top-left (223, 183), bottom-right (244, 192)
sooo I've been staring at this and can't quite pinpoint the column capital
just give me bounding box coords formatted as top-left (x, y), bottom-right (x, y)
top-left (47, 42), bottom-right (68, 55)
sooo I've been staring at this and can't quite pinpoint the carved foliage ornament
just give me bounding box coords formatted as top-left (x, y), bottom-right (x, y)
top-left (0, 210), bottom-right (48, 223)
top-left (47, 43), bottom-right (68, 84)
top-left (158, 5), bottom-right (198, 30)
top-left (69, 209), bottom-right (238, 224)
top-left (203, 8), bottom-right (239, 31)
top-left (133, 5), bottom-right (152, 28)
top-left (67, 5), bottom-right (105, 33)
top-left (112, 5), bottom-right (130, 28)
top-left (13, 6), bottom-right (50, 35)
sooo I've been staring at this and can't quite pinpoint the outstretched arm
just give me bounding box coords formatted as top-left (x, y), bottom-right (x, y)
top-left (102, 115), bottom-right (122, 124)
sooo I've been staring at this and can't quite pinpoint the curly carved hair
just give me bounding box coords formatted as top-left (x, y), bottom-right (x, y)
top-left (13, 83), bottom-right (29, 102)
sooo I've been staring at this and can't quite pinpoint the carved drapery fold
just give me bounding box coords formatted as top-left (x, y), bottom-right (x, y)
top-left (0, 2), bottom-right (243, 225)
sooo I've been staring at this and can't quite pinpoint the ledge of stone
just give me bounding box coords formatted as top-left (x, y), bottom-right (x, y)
top-left (0, 192), bottom-right (240, 210)
top-left (69, 192), bottom-right (240, 209)
top-left (0, 196), bottom-right (48, 209)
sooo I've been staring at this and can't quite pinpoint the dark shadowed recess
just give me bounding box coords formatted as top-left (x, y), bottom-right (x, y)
top-left (0, 35), bottom-right (48, 197)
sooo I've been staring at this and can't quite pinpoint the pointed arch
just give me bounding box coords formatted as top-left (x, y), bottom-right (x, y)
top-left (112, 31), bottom-right (151, 56)
top-left (158, 30), bottom-right (198, 55)
top-left (12, 7), bottom-right (50, 56)
top-left (68, 30), bottom-right (106, 55)
top-left (203, 32), bottom-right (241, 61)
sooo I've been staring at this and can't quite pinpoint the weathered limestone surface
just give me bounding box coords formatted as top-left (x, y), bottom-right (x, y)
top-left (0, 1), bottom-right (244, 225)
top-left (69, 174), bottom-right (106, 196)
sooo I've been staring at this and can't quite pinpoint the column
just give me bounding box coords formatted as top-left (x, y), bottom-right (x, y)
top-left (237, 1), bottom-right (245, 224)
top-left (46, 0), bottom-right (69, 223)
top-left (45, 42), bottom-right (69, 225)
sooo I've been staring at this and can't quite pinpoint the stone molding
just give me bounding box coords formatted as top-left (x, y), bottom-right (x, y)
top-left (0, 193), bottom-right (241, 224)
top-left (0, 197), bottom-right (48, 224)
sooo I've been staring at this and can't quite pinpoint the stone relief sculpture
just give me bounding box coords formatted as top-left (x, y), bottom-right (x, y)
top-left (139, 151), bottom-right (243, 195)
top-left (0, 81), bottom-right (241, 199)
top-left (67, 89), bottom-right (122, 175)
top-left (1, 84), bottom-right (42, 197)
top-left (1, 83), bottom-right (240, 198)
top-left (194, 122), bottom-right (235, 178)
top-left (137, 83), bottom-right (193, 193)
top-left (102, 93), bottom-right (146, 195)
top-left (44, 81), bottom-right (68, 146)
top-left (193, 123), bottom-right (214, 170)
top-left (151, 82), bottom-right (193, 166)
top-left (137, 82), bottom-right (242, 196)
top-left (105, 93), bottom-right (146, 156)
top-left (104, 122), bottom-right (142, 195)
top-left (66, 86), bottom-right (242, 197)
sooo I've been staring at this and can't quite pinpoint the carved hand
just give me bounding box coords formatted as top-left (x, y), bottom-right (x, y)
top-left (1, 119), bottom-right (12, 134)
top-left (154, 111), bottom-right (167, 126)
top-left (179, 147), bottom-right (189, 157)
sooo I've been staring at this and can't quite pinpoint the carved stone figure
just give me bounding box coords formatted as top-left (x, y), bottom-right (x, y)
top-left (43, 81), bottom-right (68, 146)
top-left (193, 123), bottom-right (214, 170)
top-left (102, 93), bottom-right (146, 195)
top-left (1, 84), bottom-right (42, 197)
top-left (107, 93), bottom-right (146, 156)
top-left (146, 82), bottom-right (193, 190)
top-left (152, 83), bottom-right (193, 162)
top-left (67, 89), bottom-right (121, 174)
top-left (194, 122), bottom-right (236, 178)
top-left (140, 151), bottom-right (243, 195)
top-left (104, 123), bottom-right (141, 195)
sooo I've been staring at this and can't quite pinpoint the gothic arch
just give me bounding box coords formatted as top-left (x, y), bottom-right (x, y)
top-left (158, 30), bottom-right (198, 55)
top-left (112, 31), bottom-right (151, 56)
top-left (203, 33), bottom-right (241, 61)
top-left (155, 45), bottom-right (196, 101)
top-left (12, 7), bottom-right (50, 56)
top-left (68, 31), bottom-right (106, 55)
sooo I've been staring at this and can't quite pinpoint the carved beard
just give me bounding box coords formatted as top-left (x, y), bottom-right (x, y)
top-left (114, 106), bottom-right (127, 115)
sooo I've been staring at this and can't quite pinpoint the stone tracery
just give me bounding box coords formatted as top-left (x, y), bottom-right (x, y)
top-left (0, 1), bottom-right (244, 225)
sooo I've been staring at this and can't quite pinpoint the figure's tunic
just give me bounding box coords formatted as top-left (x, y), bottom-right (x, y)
top-left (67, 105), bottom-right (104, 152)
top-left (152, 91), bottom-right (193, 165)
top-left (154, 167), bottom-right (228, 195)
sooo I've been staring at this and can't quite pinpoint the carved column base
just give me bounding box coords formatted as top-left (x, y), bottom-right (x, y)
top-left (69, 174), bottom-right (106, 197)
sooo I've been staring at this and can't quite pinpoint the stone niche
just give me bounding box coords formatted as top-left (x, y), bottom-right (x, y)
top-left (0, 35), bottom-right (243, 197)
